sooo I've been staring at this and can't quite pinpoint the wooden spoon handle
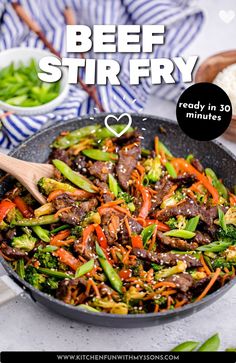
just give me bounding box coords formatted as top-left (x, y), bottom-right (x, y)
top-left (0, 153), bottom-right (29, 177)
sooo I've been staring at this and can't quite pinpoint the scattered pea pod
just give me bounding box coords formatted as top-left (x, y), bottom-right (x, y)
top-left (197, 333), bottom-right (220, 352)
top-left (171, 341), bottom-right (200, 352)
top-left (32, 225), bottom-right (50, 243)
top-left (141, 224), bottom-right (156, 246)
top-left (218, 207), bottom-right (227, 233)
top-left (108, 174), bottom-right (119, 197)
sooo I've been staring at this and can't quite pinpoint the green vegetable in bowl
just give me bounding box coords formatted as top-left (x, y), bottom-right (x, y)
top-left (0, 59), bottom-right (61, 107)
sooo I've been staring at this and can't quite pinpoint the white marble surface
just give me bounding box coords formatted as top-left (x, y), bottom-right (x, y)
top-left (1, 0), bottom-right (236, 352)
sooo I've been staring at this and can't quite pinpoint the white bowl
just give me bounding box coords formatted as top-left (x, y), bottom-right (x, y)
top-left (0, 47), bottom-right (69, 116)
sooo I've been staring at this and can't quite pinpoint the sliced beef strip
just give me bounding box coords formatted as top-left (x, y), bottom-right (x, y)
top-left (5, 228), bottom-right (17, 241)
top-left (88, 161), bottom-right (114, 182)
top-left (150, 178), bottom-right (174, 213)
top-left (100, 208), bottom-right (142, 245)
top-left (165, 273), bottom-right (194, 292)
top-left (56, 277), bottom-right (88, 305)
top-left (156, 231), bottom-right (198, 251)
top-left (0, 242), bottom-right (28, 260)
top-left (132, 248), bottom-right (202, 268)
top-left (193, 231), bottom-right (212, 245)
top-left (94, 179), bottom-right (114, 203)
top-left (157, 198), bottom-right (218, 226)
top-left (53, 194), bottom-right (98, 226)
top-left (113, 130), bottom-right (141, 146)
top-left (49, 148), bottom-right (71, 166)
top-left (191, 158), bottom-right (204, 173)
top-left (119, 216), bottom-right (143, 244)
top-left (170, 173), bottom-right (196, 187)
top-left (116, 143), bottom-right (141, 190)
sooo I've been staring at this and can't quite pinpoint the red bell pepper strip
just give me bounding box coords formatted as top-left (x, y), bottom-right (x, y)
top-left (174, 158), bottom-right (219, 204)
top-left (95, 225), bottom-right (108, 249)
top-left (145, 219), bottom-right (170, 232)
top-left (82, 224), bottom-right (95, 250)
top-left (14, 196), bottom-right (33, 218)
top-left (138, 185), bottom-right (151, 219)
top-left (0, 199), bottom-right (15, 223)
top-left (54, 248), bottom-right (79, 271)
top-left (131, 235), bottom-right (144, 249)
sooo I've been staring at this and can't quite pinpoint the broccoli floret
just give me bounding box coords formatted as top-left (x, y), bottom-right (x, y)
top-left (155, 261), bottom-right (187, 280)
top-left (71, 225), bottom-right (83, 238)
top-left (0, 220), bottom-right (9, 231)
top-left (81, 211), bottom-right (101, 226)
top-left (43, 277), bottom-right (59, 293)
top-left (151, 263), bottom-right (164, 272)
top-left (118, 191), bottom-right (133, 204)
top-left (25, 266), bottom-right (46, 290)
top-left (212, 257), bottom-right (231, 270)
top-left (166, 216), bottom-right (187, 230)
top-left (154, 296), bottom-right (167, 306)
top-left (217, 225), bottom-right (236, 241)
top-left (144, 157), bottom-right (162, 183)
top-left (125, 286), bottom-right (146, 303)
top-left (11, 234), bottom-right (36, 252)
top-left (224, 246), bottom-right (236, 262)
top-left (6, 207), bottom-right (22, 224)
top-left (38, 177), bottom-right (76, 195)
top-left (34, 249), bottom-right (58, 269)
top-left (92, 298), bottom-right (128, 314)
top-left (160, 190), bottom-right (184, 209)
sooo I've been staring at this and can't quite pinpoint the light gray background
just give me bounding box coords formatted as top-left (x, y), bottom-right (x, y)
top-left (0, 0), bottom-right (236, 352)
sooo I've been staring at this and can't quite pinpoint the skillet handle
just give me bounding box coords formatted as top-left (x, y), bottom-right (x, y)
top-left (0, 275), bottom-right (23, 306)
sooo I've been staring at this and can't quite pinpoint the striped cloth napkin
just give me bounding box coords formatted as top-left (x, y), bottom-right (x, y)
top-left (0, 0), bottom-right (203, 149)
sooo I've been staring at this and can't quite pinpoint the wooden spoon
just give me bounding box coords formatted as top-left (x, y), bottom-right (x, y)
top-left (0, 153), bottom-right (54, 204)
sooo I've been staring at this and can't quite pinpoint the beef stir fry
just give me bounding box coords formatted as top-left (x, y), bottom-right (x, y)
top-left (1, 124), bottom-right (236, 315)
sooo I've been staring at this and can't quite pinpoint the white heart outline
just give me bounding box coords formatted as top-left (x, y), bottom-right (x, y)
top-left (219, 9), bottom-right (235, 24)
top-left (104, 113), bottom-right (132, 137)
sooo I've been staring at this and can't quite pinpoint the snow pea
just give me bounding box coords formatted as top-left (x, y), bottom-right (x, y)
top-left (185, 216), bottom-right (200, 232)
top-left (75, 259), bottom-right (94, 278)
top-left (164, 229), bottom-right (196, 239)
top-left (52, 125), bottom-right (100, 149)
top-left (171, 341), bottom-right (200, 352)
top-left (197, 333), bottom-right (220, 352)
top-left (53, 159), bottom-right (97, 193)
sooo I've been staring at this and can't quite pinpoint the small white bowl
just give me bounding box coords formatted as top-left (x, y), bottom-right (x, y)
top-left (0, 47), bottom-right (69, 116)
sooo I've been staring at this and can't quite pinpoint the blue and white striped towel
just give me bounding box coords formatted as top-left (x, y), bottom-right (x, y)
top-left (0, 0), bottom-right (204, 149)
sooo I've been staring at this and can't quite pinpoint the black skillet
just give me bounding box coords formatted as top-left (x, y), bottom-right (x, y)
top-left (0, 113), bottom-right (236, 328)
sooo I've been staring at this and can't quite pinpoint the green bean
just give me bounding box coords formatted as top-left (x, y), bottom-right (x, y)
top-left (171, 341), bottom-right (200, 352)
top-left (37, 267), bottom-right (74, 279)
top-left (52, 125), bottom-right (100, 149)
top-left (165, 162), bottom-right (177, 177)
top-left (197, 333), bottom-right (220, 352)
top-left (141, 224), bottom-right (156, 246)
top-left (32, 226), bottom-right (50, 243)
top-left (158, 141), bottom-right (173, 157)
top-left (218, 207), bottom-right (227, 232)
top-left (95, 242), bottom-right (123, 294)
top-left (186, 216), bottom-right (200, 232)
top-left (205, 168), bottom-right (228, 199)
top-left (83, 149), bottom-right (118, 162)
top-left (53, 159), bottom-right (97, 193)
top-left (50, 225), bottom-right (70, 235)
top-left (164, 229), bottom-right (196, 239)
top-left (12, 215), bottom-right (59, 227)
top-left (95, 125), bottom-right (133, 140)
top-left (17, 259), bottom-right (25, 279)
top-left (197, 240), bottom-right (231, 252)
top-left (78, 304), bottom-right (100, 313)
top-left (108, 174), bottom-right (119, 197)
top-left (75, 259), bottom-right (94, 278)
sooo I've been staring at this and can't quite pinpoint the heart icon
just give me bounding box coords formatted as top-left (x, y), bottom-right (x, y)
top-left (104, 113), bottom-right (132, 137)
top-left (219, 10), bottom-right (235, 24)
